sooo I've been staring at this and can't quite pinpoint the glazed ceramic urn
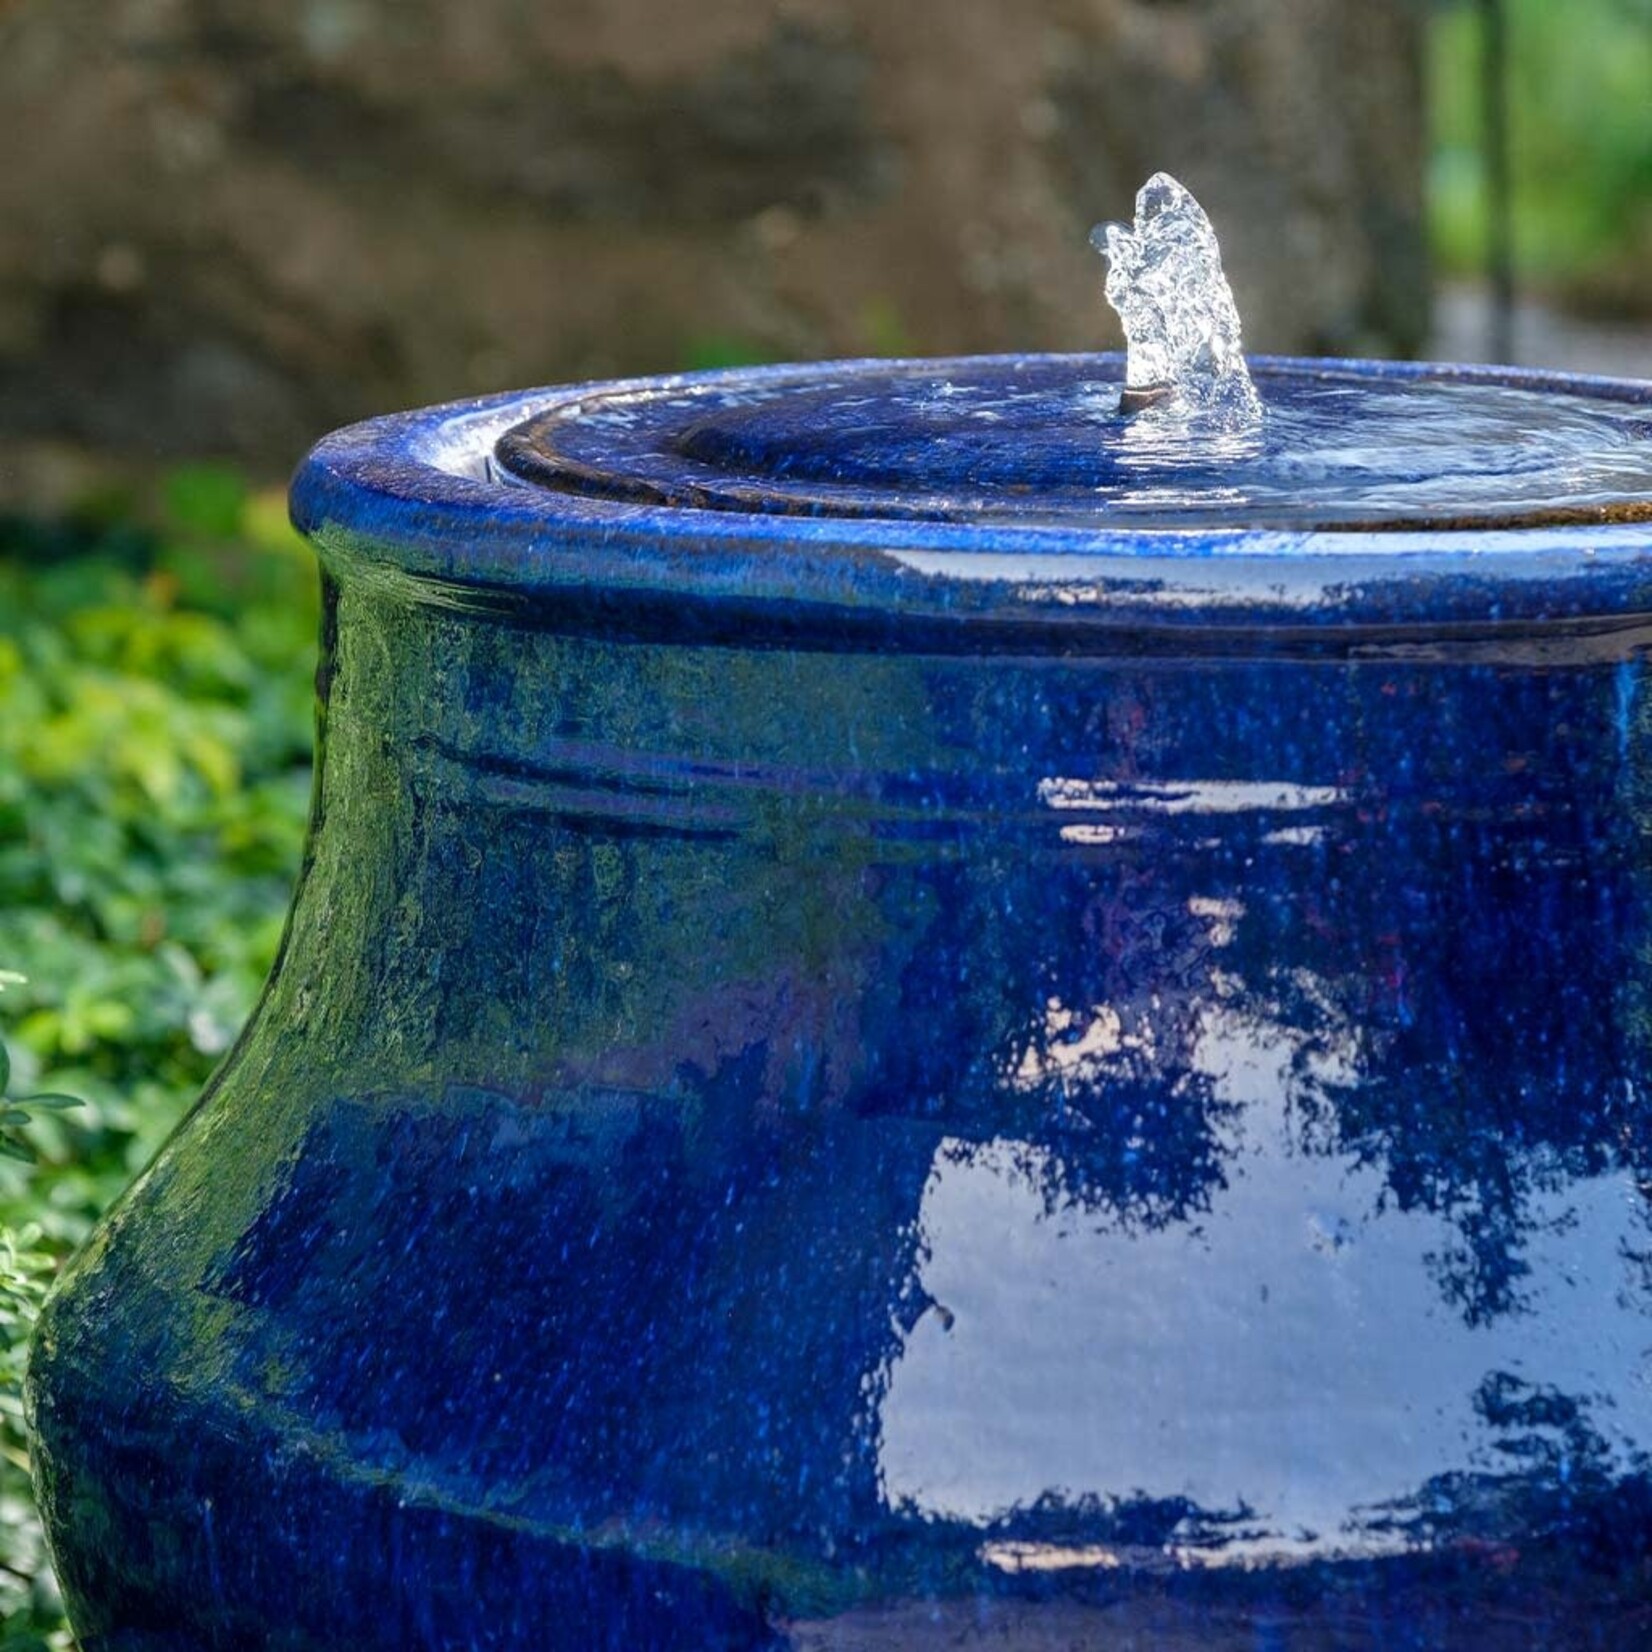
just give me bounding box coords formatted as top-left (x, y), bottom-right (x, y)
top-left (27, 354), bottom-right (1652, 1650)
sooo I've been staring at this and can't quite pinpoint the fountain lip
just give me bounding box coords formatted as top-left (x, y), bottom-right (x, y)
top-left (290, 352), bottom-right (1652, 648)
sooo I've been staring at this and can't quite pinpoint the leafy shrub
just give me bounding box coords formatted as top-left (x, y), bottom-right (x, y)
top-left (0, 472), bottom-right (318, 1643)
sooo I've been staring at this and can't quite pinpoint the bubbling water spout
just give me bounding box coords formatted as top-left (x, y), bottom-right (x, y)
top-left (1093, 173), bottom-right (1263, 427)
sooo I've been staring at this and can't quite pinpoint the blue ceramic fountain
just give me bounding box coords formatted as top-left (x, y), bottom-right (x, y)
top-left (27, 179), bottom-right (1652, 1649)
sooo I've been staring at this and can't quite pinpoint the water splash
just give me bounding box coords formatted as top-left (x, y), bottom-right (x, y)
top-left (1092, 173), bottom-right (1262, 427)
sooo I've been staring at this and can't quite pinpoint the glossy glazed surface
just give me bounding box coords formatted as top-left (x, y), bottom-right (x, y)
top-left (290, 355), bottom-right (1652, 637)
top-left (28, 357), bottom-right (1652, 1649)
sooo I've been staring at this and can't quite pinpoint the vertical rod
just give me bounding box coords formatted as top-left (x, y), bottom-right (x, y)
top-left (1479, 0), bottom-right (1515, 361)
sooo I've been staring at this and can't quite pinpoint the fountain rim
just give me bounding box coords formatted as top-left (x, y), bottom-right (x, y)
top-left (289, 352), bottom-right (1652, 648)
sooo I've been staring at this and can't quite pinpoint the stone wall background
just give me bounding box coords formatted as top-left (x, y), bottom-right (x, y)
top-left (0, 0), bottom-right (1428, 485)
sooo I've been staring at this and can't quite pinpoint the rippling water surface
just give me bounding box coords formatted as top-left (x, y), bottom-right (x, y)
top-left (497, 360), bottom-right (1652, 532)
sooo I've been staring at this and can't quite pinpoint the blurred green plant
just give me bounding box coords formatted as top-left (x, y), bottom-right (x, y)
top-left (0, 981), bottom-right (78, 1650)
top-left (0, 466), bottom-right (318, 1643)
top-left (1431, 0), bottom-right (1652, 312)
top-left (678, 331), bottom-right (778, 373)
top-left (0, 1036), bottom-right (81, 1161)
top-left (857, 296), bottom-right (915, 359)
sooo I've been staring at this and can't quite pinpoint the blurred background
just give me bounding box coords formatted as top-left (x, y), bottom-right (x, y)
top-left (0, 0), bottom-right (1648, 507)
top-left (0, 0), bottom-right (1648, 1643)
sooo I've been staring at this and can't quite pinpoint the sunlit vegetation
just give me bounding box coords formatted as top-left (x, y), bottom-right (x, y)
top-left (0, 473), bottom-right (318, 1644)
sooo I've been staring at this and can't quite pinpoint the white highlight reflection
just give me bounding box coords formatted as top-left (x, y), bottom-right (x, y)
top-left (1038, 777), bottom-right (1346, 815)
top-left (878, 1000), bottom-right (1652, 1564)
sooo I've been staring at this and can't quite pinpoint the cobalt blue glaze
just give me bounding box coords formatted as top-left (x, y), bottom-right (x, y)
top-left (27, 355), bottom-right (1652, 1648)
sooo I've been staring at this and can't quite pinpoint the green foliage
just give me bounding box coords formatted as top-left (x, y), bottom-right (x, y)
top-left (857, 296), bottom-right (915, 359)
top-left (678, 331), bottom-right (778, 372)
top-left (0, 984), bottom-right (78, 1650)
top-left (1430, 0), bottom-right (1652, 308)
top-left (0, 480), bottom-right (318, 1642)
top-left (161, 464), bottom-right (251, 542)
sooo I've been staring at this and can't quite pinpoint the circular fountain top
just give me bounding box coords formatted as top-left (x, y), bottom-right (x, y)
top-left (291, 354), bottom-right (1652, 646)
top-left (494, 356), bottom-right (1652, 534)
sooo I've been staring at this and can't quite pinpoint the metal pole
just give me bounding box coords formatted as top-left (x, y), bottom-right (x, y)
top-left (1479, 0), bottom-right (1516, 361)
